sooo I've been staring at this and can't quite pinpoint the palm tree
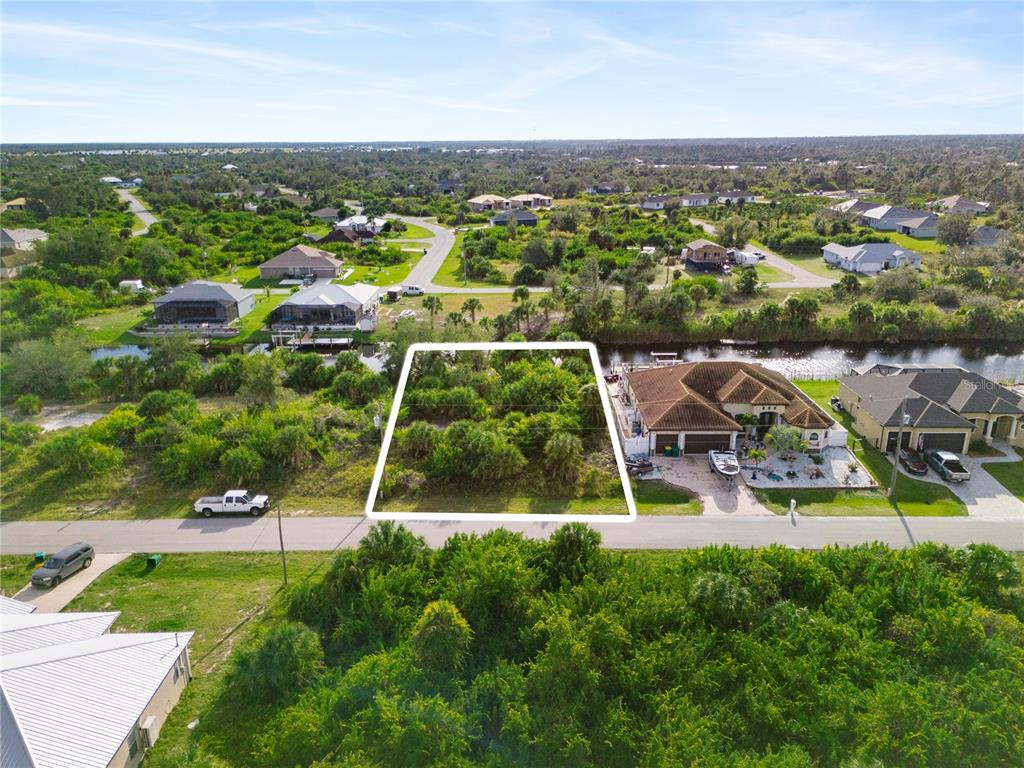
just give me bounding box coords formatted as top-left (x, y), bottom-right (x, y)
top-left (519, 299), bottom-right (535, 331)
top-left (423, 295), bottom-right (443, 328)
top-left (512, 285), bottom-right (531, 305)
top-left (445, 311), bottom-right (465, 327)
top-left (461, 297), bottom-right (483, 324)
top-left (538, 294), bottom-right (557, 323)
top-left (544, 432), bottom-right (584, 484)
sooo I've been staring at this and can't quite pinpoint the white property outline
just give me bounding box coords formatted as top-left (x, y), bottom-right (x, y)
top-left (366, 341), bottom-right (637, 522)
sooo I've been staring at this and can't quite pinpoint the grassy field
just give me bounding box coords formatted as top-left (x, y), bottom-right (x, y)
top-left (432, 231), bottom-right (509, 288)
top-left (787, 380), bottom-right (967, 516)
top-left (886, 231), bottom-right (946, 255)
top-left (61, 552), bottom-right (332, 763)
top-left (385, 221), bottom-right (433, 240)
top-left (754, 262), bottom-right (794, 284)
top-left (229, 292), bottom-right (287, 343)
top-left (209, 265), bottom-right (279, 290)
top-left (633, 479), bottom-right (702, 515)
top-left (77, 305), bottom-right (149, 346)
top-left (983, 447), bottom-right (1024, 501)
top-left (0, 555), bottom-right (38, 596)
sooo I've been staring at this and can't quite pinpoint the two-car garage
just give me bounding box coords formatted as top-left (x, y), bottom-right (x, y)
top-left (884, 430), bottom-right (969, 454)
top-left (651, 432), bottom-right (735, 455)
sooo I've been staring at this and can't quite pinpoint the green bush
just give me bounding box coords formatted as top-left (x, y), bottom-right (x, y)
top-left (14, 394), bottom-right (42, 415)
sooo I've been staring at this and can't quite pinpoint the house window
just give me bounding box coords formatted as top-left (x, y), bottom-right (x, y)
top-left (809, 433), bottom-right (819, 442)
top-left (129, 730), bottom-right (139, 759)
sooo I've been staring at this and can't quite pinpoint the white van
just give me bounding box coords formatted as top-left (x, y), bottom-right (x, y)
top-left (402, 285), bottom-right (424, 296)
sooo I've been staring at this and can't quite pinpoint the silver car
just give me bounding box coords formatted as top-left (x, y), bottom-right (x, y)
top-left (30, 542), bottom-right (95, 588)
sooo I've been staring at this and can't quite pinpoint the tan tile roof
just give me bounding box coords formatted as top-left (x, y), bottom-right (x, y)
top-left (626, 361), bottom-right (833, 432)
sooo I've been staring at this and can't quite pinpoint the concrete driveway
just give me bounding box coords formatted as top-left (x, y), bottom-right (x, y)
top-left (12, 553), bottom-right (129, 612)
top-left (115, 188), bottom-right (157, 236)
top-left (652, 456), bottom-right (773, 516)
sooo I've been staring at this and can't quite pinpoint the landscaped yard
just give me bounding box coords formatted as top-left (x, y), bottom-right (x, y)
top-left (983, 447), bottom-right (1024, 501)
top-left (633, 479), bottom-right (702, 515)
top-left (77, 305), bottom-right (149, 346)
top-left (787, 379), bottom-right (967, 516)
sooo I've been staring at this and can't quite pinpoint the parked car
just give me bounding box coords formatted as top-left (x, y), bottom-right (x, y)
top-left (829, 396), bottom-right (845, 413)
top-left (402, 284), bottom-right (424, 296)
top-left (194, 489), bottom-right (271, 517)
top-left (924, 450), bottom-right (971, 482)
top-left (898, 449), bottom-right (929, 475)
top-left (708, 450), bottom-right (740, 477)
top-left (31, 542), bottom-right (95, 588)
top-left (752, 250), bottom-right (767, 260)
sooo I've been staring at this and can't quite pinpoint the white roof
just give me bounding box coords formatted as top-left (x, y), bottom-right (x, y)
top-left (99, 176), bottom-right (122, 183)
top-left (281, 282), bottom-right (380, 309)
top-left (1, 630), bottom-right (194, 768)
top-left (1, 612), bottom-right (119, 655)
top-left (468, 194), bottom-right (509, 204)
top-left (0, 597), bottom-right (36, 616)
top-left (338, 215), bottom-right (387, 229)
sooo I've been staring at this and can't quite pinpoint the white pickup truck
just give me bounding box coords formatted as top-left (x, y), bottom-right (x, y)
top-left (194, 490), bottom-right (270, 517)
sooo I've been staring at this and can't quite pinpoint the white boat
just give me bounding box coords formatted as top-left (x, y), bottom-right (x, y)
top-left (708, 450), bottom-right (740, 477)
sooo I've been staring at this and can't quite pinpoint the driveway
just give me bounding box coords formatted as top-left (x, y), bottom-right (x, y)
top-left (115, 188), bottom-right (157, 236)
top-left (651, 456), bottom-right (774, 516)
top-left (895, 443), bottom-right (1024, 518)
top-left (11, 553), bottom-right (129, 612)
top-left (688, 217), bottom-right (835, 289)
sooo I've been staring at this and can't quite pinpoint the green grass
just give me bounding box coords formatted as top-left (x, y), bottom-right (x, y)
top-left (338, 261), bottom-right (417, 287)
top-left (385, 221), bottom-right (433, 240)
top-left (886, 231), bottom-right (946, 255)
top-left (432, 231), bottom-right (508, 288)
top-left (377, 490), bottom-right (630, 515)
top-left (63, 552), bottom-right (331, 762)
top-left (982, 447), bottom-right (1024, 501)
top-left (209, 265), bottom-right (280, 290)
top-left (633, 480), bottom-right (702, 515)
top-left (754, 262), bottom-right (793, 284)
top-left (0, 555), bottom-right (38, 596)
top-left (76, 305), bottom-right (149, 346)
top-left (787, 380), bottom-right (967, 516)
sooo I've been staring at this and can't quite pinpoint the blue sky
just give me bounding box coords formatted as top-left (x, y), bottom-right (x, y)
top-left (2, 1), bottom-right (1021, 142)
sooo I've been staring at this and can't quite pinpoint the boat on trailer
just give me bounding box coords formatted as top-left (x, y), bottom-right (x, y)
top-left (708, 450), bottom-right (740, 477)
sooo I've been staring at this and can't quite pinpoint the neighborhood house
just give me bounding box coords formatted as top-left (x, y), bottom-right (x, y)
top-left (309, 207), bottom-right (340, 223)
top-left (508, 193), bottom-right (553, 209)
top-left (622, 361), bottom-right (836, 455)
top-left (928, 195), bottom-right (989, 216)
top-left (683, 238), bottom-right (729, 268)
top-left (895, 213), bottom-right (939, 238)
top-left (337, 215), bottom-right (387, 234)
top-left (859, 204), bottom-right (932, 231)
top-left (491, 209), bottom-right (539, 227)
top-left (152, 280), bottom-right (256, 325)
top-left (258, 244), bottom-right (342, 279)
top-left (822, 242), bottom-right (922, 274)
top-left (468, 194), bottom-right (511, 212)
top-left (839, 367), bottom-right (1023, 453)
top-left (270, 282), bottom-right (380, 332)
top-left (716, 190), bottom-right (756, 204)
top-left (0, 598), bottom-right (194, 768)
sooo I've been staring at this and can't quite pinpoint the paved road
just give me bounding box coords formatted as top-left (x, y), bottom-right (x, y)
top-left (689, 217), bottom-right (835, 289)
top-left (115, 188), bottom-right (157, 236)
top-left (2, 515), bottom-right (1021, 554)
top-left (12, 553), bottom-right (129, 612)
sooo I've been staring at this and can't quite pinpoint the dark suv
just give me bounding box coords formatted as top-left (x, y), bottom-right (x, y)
top-left (30, 542), bottom-right (95, 588)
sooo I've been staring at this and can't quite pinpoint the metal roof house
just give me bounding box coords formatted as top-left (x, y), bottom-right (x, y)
top-left (0, 596), bottom-right (35, 615)
top-left (0, 609), bottom-right (193, 768)
top-left (822, 242), bottom-right (922, 274)
top-left (152, 280), bottom-right (256, 325)
top-left (258, 245), bottom-right (342, 279)
top-left (270, 282), bottom-right (381, 331)
top-left (490, 209), bottom-right (539, 227)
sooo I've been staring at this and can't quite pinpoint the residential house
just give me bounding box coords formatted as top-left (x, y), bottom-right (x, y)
top-left (99, 176), bottom-right (123, 184)
top-left (152, 281), bottom-right (256, 325)
top-left (895, 213), bottom-right (939, 238)
top-left (828, 198), bottom-right (878, 216)
top-left (338, 215), bottom-right (388, 234)
top-left (491, 209), bottom-right (539, 227)
top-left (679, 193), bottom-right (712, 207)
top-left (309, 207), bottom-right (340, 223)
top-left (436, 178), bottom-right (463, 196)
top-left (1, 227), bottom-right (48, 251)
top-left (641, 195), bottom-right (675, 211)
top-left (588, 183), bottom-right (624, 195)
top-left (928, 195), bottom-right (989, 216)
top-left (509, 193), bottom-right (553, 209)
top-left (715, 190), bottom-right (756, 204)
top-left (860, 205), bottom-right (931, 231)
top-left (1, 197), bottom-right (27, 211)
top-left (270, 282), bottom-right (381, 332)
top-left (623, 361), bottom-right (835, 455)
top-left (970, 226), bottom-right (1008, 249)
top-left (259, 245), bottom-right (342, 280)
top-left (468, 194), bottom-right (511, 212)
top-left (0, 595), bottom-right (35, 615)
top-left (682, 238), bottom-right (729, 268)
top-left (838, 368), bottom-right (1023, 453)
top-left (822, 242), bottom-right (922, 274)
top-left (318, 226), bottom-right (371, 246)
top-left (0, 607), bottom-right (193, 768)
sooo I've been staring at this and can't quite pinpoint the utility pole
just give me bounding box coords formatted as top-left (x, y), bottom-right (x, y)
top-left (276, 503), bottom-right (288, 586)
top-left (887, 398), bottom-right (909, 499)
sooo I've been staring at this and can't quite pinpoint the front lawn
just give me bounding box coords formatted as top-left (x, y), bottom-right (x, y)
top-left (790, 379), bottom-right (967, 516)
top-left (385, 221), bottom-right (434, 240)
top-left (983, 448), bottom-right (1024, 501)
top-left (633, 479), bottom-right (702, 515)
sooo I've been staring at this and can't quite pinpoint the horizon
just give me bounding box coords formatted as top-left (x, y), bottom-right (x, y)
top-left (2, 1), bottom-right (1021, 143)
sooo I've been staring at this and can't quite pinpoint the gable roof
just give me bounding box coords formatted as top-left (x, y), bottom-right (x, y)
top-left (2, 630), bottom-right (193, 768)
top-left (309, 207), bottom-right (339, 218)
top-left (152, 280), bottom-right (254, 306)
top-left (317, 226), bottom-right (367, 244)
top-left (0, 597), bottom-right (35, 616)
top-left (685, 238), bottom-right (721, 249)
top-left (928, 195), bottom-right (987, 213)
top-left (897, 214), bottom-right (938, 229)
top-left (0, 228), bottom-right (48, 246)
top-left (861, 205), bottom-right (929, 223)
top-left (260, 244), bottom-right (341, 270)
top-left (829, 199), bottom-right (878, 215)
top-left (626, 361), bottom-right (833, 432)
top-left (970, 226), bottom-right (1007, 248)
top-left (823, 242), bottom-right (921, 265)
top-left (280, 282), bottom-right (379, 309)
top-left (468, 194), bottom-right (509, 205)
top-left (1, 612), bottom-right (119, 655)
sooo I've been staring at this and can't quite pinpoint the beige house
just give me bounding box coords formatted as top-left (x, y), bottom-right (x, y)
top-left (509, 193), bottom-right (553, 209)
top-left (1, 607), bottom-right (193, 768)
top-left (623, 361), bottom-right (835, 455)
top-left (839, 367), bottom-right (1022, 454)
top-left (259, 244), bottom-right (342, 279)
top-left (468, 194), bottom-right (510, 212)
top-left (1, 197), bottom-right (27, 212)
top-left (682, 238), bottom-right (729, 267)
